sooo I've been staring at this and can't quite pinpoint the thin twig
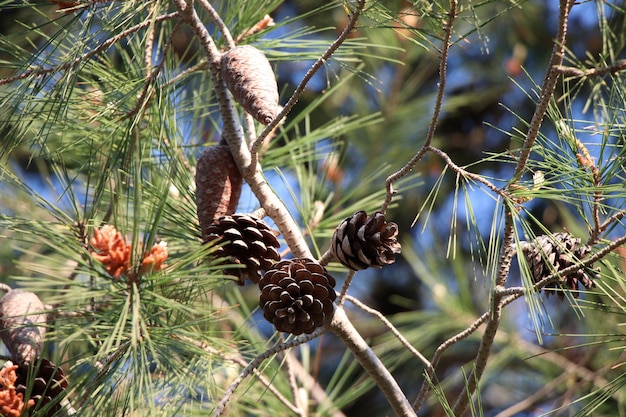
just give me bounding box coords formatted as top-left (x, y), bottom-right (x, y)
top-left (210, 329), bottom-right (326, 417)
top-left (144, 3), bottom-right (157, 75)
top-left (318, 248), bottom-right (334, 266)
top-left (197, 0), bottom-right (236, 49)
top-left (413, 311), bottom-right (489, 412)
top-left (282, 346), bottom-right (307, 417)
top-left (247, 0), bottom-right (367, 174)
top-left (345, 295), bottom-right (432, 371)
top-left (426, 146), bottom-right (510, 200)
top-left (172, 334), bottom-right (302, 415)
top-left (556, 59), bottom-right (626, 78)
top-left (381, 1), bottom-right (457, 213)
top-left (0, 12), bottom-right (179, 86)
top-left (329, 307), bottom-right (416, 417)
top-left (337, 270), bottom-right (356, 306)
top-left (598, 210), bottom-right (626, 234)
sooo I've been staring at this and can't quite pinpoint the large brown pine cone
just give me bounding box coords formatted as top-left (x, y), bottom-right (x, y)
top-left (0, 290), bottom-right (46, 365)
top-left (330, 211), bottom-right (401, 270)
top-left (205, 214), bottom-right (281, 285)
top-left (259, 258), bottom-right (336, 335)
top-left (221, 45), bottom-right (279, 125)
top-left (15, 358), bottom-right (68, 417)
top-left (195, 145), bottom-right (243, 240)
top-left (521, 232), bottom-right (598, 298)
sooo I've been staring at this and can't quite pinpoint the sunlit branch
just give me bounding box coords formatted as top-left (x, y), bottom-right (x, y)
top-left (381, 0), bottom-right (458, 213)
top-left (556, 59), bottom-right (626, 78)
top-left (329, 307), bottom-right (416, 417)
top-left (247, 0), bottom-right (367, 175)
top-left (0, 12), bottom-right (179, 86)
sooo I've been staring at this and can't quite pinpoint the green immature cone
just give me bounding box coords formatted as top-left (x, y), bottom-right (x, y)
top-left (221, 45), bottom-right (279, 125)
top-left (0, 290), bottom-right (46, 365)
top-left (195, 145), bottom-right (243, 241)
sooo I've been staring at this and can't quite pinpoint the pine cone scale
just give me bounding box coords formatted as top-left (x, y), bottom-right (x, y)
top-left (259, 258), bottom-right (336, 335)
top-left (331, 211), bottom-right (401, 270)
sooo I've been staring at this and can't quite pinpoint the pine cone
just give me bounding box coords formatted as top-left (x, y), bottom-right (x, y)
top-left (15, 359), bottom-right (68, 417)
top-left (196, 145), bottom-right (243, 240)
top-left (259, 258), bottom-right (336, 335)
top-left (0, 290), bottom-right (46, 365)
top-left (205, 214), bottom-right (281, 285)
top-left (330, 211), bottom-right (401, 270)
top-left (521, 232), bottom-right (598, 298)
top-left (221, 45), bottom-right (279, 125)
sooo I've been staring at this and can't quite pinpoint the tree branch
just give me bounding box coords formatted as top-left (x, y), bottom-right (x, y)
top-left (329, 307), bottom-right (416, 417)
top-left (381, 0), bottom-right (458, 213)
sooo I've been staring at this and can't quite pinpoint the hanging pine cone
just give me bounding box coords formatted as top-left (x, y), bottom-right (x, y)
top-left (196, 145), bottom-right (243, 240)
top-left (205, 214), bottom-right (281, 285)
top-left (221, 45), bottom-right (279, 125)
top-left (259, 258), bottom-right (336, 335)
top-left (0, 290), bottom-right (46, 365)
top-left (521, 232), bottom-right (599, 298)
top-left (330, 211), bottom-right (401, 270)
top-left (15, 358), bottom-right (68, 417)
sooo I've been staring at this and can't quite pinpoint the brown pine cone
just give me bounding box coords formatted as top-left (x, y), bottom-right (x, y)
top-left (330, 211), bottom-right (401, 270)
top-left (221, 45), bottom-right (279, 125)
top-left (0, 290), bottom-right (46, 365)
top-left (205, 214), bottom-right (281, 285)
top-left (15, 358), bottom-right (68, 417)
top-left (521, 232), bottom-right (598, 298)
top-left (259, 258), bottom-right (336, 335)
top-left (195, 145), bottom-right (243, 240)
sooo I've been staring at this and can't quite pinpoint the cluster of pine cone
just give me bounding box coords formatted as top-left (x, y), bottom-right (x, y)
top-left (195, 45), bottom-right (404, 335)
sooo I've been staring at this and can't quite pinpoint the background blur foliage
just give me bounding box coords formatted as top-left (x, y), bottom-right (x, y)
top-left (1, 0), bottom-right (626, 416)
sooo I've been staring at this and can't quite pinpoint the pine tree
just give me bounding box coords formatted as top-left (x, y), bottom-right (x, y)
top-left (1, 1), bottom-right (626, 416)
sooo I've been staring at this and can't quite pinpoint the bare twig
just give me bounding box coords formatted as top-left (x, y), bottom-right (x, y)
top-left (210, 328), bottom-right (327, 417)
top-left (381, 1), bottom-right (458, 213)
top-left (329, 307), bottom-right (416, 417)
top-left (318, 248), bottom-right (334, 266)
top-left (0, 12), bottom-right (179, 86)
top-left (337, 270), bottom-right (356, 306)
top-left (556, 59), bottom-right (626, 78)
top-left (247, 0), bottom-right (367, 173)
top-left (283, 346), bottom-right (307, 417)
top-left (345, 295), bottom-right (432, 371)
top-left (197, 0), bottom-right (236, 49)
top-left (426, 146), bottom-right (510, 200)
top-left (413, 311), bottom-right (489, 412)
top-left (172, 334), bottom-right (302, 415)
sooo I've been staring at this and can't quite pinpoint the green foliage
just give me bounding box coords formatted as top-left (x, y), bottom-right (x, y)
top-left (1, 0), bottom-right (626, 416)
